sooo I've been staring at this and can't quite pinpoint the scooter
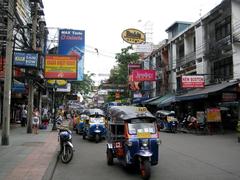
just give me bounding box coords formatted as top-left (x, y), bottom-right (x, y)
top-left (58, 127), bottom-right (74, 163)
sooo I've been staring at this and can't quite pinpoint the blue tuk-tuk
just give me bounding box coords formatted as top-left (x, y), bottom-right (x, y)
top-left (106, 106), bottom-right (160, 180)
top-left (82, 108), bottom-right (107, 143)
top-left (75, 112), bottom-right (89, 134)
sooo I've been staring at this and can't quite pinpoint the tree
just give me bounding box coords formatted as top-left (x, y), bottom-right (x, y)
top-left (71, 72), bottom-right (95, 95)
top-left (108, 46), bottom-right (139, 84)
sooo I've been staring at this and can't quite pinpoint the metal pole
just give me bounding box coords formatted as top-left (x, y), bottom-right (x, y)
top-left (27, 1), bottom-right (38, 133)
top-left (1, 0), bottom-right (14, 145)
top-left (52, 85), bottom-right (57, 130)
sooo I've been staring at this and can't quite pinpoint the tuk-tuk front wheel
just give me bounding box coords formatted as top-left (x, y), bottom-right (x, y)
top-left (95, 134), bottom-right (100, 143)
top-left (140, 160), bottom-right (151, 180)
top-left (107, 149), bottom-right (114, 165)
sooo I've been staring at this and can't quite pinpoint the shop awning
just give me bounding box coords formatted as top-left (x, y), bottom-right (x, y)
top-left (147, 94), bottom-right (174, 106)
top-left (157, 95), bottom-right (176, 107)
top-left (141, 96), bottom-right (161, 104)
top-left (176, 81), bottom-right (239, 101)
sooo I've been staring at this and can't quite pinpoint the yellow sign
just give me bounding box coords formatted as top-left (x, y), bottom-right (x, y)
top-left (45, 55), bottom-right (77, 79)
top-left (137, 107), bottom-right (147, 113)
top-left (206, 108), bottom-right (221, 122)
top-left (137, 132), bottom-right (151, 139)
top-left (121, 28), bottom-right (145, 44)
top-left (47, 80), bottom-right (67, 86)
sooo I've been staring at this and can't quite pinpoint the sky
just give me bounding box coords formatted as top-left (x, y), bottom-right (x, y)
top-left (43, 0), bottom-right (222, 84)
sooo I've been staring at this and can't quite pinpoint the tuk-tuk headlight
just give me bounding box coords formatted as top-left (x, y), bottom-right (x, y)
top-left (126, 140), bottom-right (133, 147)
top-left (142, 140), bottom-right (148, 147)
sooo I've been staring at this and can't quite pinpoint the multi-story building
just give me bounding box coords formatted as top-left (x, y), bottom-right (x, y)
top-left (142, 0), bottom-right (240, 130)
top-left (0, 0), bottom-right (47, 124)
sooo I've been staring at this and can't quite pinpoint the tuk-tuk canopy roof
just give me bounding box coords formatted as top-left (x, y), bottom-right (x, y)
top-left (88, 108), bottom-right (105, 116)
top-left (156, 110), bottom-right (175, 116)
top-left (109, 106), bottom-right (156, 122)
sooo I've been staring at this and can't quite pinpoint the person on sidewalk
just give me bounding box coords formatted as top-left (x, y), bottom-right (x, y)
top-left (21, 107), bottom-right (27, 127)
top-left (32, 108), bottom-right (40, 134)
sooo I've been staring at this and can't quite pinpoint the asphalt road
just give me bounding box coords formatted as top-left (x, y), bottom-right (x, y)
top-left (52, 131), bottom-right (240, 180)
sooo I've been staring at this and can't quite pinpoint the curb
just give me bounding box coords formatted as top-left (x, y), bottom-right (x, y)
top-left (42, 148), bottom-right (59, 180)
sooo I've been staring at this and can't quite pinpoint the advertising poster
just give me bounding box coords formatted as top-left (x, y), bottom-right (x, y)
top-left (206, 108), bottom-right (222, 122)
top-left (58, 29), bottom-right (85, 80)
top-left (45, 55), bottom-right (77, 79)
top-left (128, 64), bottom-right (141, 91)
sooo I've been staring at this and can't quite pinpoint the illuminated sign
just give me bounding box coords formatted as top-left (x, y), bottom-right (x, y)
top-left (121, 28), bottom-right (145, 44)
top-left (45, 55), bottom-right (77, 79)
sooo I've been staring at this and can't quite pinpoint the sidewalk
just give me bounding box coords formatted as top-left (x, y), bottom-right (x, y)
top-left (0, 123), bottom-right (59, 180)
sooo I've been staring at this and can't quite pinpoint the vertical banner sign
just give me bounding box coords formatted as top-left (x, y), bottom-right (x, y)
top-left (58, 29), bottom-right (85, 80)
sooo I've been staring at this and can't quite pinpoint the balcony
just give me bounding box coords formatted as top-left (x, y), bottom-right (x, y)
top-left (176, 51), bottom-right (196, 68)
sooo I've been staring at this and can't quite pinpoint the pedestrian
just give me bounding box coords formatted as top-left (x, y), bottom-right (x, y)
top-left (32, 108), bottom-right (40, 134)
top-left (21, 107), bottom-right (27, 127)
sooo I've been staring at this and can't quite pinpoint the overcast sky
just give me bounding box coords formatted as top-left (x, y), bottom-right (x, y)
top-left (43, 0), bottom-right (222, 84)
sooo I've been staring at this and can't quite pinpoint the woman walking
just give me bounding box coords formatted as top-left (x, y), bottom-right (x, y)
top-left (32, 108), bottom-right (40, 134)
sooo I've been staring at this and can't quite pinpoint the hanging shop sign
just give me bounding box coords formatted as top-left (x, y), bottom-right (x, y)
top-left (121, 28), bottom-right (145, 44)
top-left (206, 108), bottom-right (221, 122)
top-left (13, 51), bottom-right (38, 68)
top-left (181, 75), bottom-right (205, 88)
top-left (45, 55), bottom-right (77, 79)
top-left (132, 69), bottom-right (156, 81)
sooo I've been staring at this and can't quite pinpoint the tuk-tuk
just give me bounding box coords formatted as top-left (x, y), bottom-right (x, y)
top-left (76, 112), bottom-right (89, 134)
top-left (82, 108), bottom-right (107, 143)
top-left (155, 110), bottom-right (178, 133)
top-left (106, 106), bottom-right (160, 180)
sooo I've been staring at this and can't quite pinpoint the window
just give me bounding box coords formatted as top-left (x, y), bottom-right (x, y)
top-left (213, 57), bottom-right (233, 80)
top-left (215, 16), bottom-right (231, 41)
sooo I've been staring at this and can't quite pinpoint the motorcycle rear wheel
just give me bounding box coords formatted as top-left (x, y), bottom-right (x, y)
top-left (61, 145), bottom-right (73, 164)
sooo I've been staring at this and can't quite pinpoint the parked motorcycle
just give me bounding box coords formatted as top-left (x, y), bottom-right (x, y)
top-left (58, 127), bottom-right (74, 163)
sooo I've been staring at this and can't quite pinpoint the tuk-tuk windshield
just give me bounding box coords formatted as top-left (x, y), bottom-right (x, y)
top-left (128, 122), bottom-right (156, 135)
top-left (89, 117), bottom-right (105, 124)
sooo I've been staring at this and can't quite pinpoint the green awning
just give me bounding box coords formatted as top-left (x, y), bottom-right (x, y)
top-left (148, 94), bottom-right (174, 106)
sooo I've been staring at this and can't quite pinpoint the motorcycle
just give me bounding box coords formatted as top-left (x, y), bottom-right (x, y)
top-left (58, 127), bottom-right (74, 163)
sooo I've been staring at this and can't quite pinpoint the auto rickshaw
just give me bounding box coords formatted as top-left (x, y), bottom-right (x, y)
top-left (106, 106), bottom-right (160, 180)
top-left (82, 108), bottom-right (107, 143)
top-left (76, 112), bottom-right (89, 134)
top-left (155, 110), bottom-right (178, 133)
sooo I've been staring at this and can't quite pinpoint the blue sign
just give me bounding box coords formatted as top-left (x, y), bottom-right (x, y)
top-left (58, 29), bottom-right (85, 81)
top-left (14, 52), bottom-right (38, 67)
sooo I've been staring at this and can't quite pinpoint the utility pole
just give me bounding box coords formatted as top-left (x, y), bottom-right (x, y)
top-left (1, 0), bottom-right (14, 145)
top-left (27, 1), bottom-right (38, 133)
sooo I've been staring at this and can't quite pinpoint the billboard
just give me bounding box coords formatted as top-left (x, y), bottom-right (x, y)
top-left (13, 52), bottom-right (38, 68)
top-left (45, 55), bottom-right (77, 79)
top-left (181, 75), bottom-right (205, 88)
top-left (58, 29), bottom-right (85, 80)
top-left (132, 69), bottom-right (156, 81)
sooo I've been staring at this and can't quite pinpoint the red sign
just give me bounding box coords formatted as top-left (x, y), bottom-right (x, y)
top-left (132, 69), bottom-right (156, 81)
top-left (181, 75), bottom-right (204, 88)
